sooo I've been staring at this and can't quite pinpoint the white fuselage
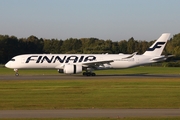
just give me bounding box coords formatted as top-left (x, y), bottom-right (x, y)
top-left (5, 54), bottom-right (154, 70)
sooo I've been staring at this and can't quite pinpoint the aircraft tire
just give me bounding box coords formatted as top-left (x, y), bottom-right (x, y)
top-left (83, 72), bottom-right (96, 76)
top-left (86, 72), bottom-right (91, 76)
top-left (91, 73), bottom-right (96, 76)
top-left (83, 72), bottom-right (86, 76)
top-left (15, 73), bottom-right (19, 76)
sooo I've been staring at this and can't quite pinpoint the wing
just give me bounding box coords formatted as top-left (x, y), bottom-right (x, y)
top-left (82, 60), bottom-right (114, 68)
top-left (82, 52), bottom-right (138, 68)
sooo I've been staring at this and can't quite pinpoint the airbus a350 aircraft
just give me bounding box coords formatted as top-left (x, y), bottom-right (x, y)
top-left (5, 33), bottom-right (171, 76)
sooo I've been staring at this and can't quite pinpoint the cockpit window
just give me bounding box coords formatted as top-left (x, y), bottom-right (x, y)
top-left (10, 59), bottom-right (15, 61)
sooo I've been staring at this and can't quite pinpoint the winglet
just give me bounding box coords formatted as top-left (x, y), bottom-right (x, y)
top-left (122, 52), bottom-right (138, 59)
top-left (143, 33), bottom-right (170, 56)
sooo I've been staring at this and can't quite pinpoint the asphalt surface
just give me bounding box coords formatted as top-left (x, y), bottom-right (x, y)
top-left (0, 74), bottom-right (180, 118)
top-left (1, 109), bottom-right (180, 118)
top-left (0, 74), bottom-right (180, 80)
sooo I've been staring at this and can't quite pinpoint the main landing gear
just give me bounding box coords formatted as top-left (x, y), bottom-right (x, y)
top-left (83, 68), bottom-right (96, 76)
top-left (14, 69), bottom-right (19, 76)
top-left (82, 71), bottom-right (96, 76)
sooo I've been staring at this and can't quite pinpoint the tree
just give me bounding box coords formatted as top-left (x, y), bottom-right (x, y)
top-left (43, 39), bottom-right (63, 54)
top-left (127, 37), bottom-right (136, 53)
top-left (118, 40), bottom-right (127, 54)
top-left (111, 42), bottom-right (119, 54)
top-left (0, 35), bottom-right (19, 63)
top-left (61, 38), bottom-right (82, 53)
top-left (166, 33), bottom-right (180, 58)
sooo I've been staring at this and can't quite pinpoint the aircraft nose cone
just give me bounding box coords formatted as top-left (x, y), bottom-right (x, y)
top-left (5, 62), bottom-right (11, 68)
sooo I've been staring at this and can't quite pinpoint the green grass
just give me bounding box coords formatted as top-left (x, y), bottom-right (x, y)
top-left (1, 66), bottom-right (180, 119)
top-left (0, 78), bottom-right (180, 110)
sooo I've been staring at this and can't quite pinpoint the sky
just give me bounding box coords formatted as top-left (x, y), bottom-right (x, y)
top-left (0, 0), bottom-right (180, 41)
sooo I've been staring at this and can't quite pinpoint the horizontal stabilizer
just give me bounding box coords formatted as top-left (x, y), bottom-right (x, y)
top-left (151, 55), bottom-right (174, 61)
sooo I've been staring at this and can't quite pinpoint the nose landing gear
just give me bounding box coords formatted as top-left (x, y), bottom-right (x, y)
top-left (14, 69), bottom-right (19, 76)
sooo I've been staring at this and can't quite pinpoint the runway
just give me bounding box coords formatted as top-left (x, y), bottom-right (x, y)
top-left (1, 109), bottom-right (180, 118)
top-left (0, 74), bottom-right (180, 80)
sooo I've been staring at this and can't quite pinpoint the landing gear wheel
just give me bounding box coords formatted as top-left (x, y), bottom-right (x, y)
top-left (82, 72), bottom-right (96, 76)
top-left (15, 73), bottom-right (19, 76)
top-left (83, 72), bottom-right (87, 76)
top-left (86, 72), bottom-right (91, 76)
top-left (91, 73), bottom-right (96, 76)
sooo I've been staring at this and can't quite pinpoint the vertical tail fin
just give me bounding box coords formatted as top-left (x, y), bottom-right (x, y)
top-left (143, 33), bottom-right (170, 56)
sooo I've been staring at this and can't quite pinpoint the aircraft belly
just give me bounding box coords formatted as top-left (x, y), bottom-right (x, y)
top-left (19, 62), bottom-right (58, 69)
top-left (111, 61), bottom-right (137, 68)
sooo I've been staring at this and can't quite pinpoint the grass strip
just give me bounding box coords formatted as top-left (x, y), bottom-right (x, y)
top-left (0, 78), bottom-right (180, 110)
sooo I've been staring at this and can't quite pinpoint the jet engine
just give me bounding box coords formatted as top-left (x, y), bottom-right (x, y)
top-left (58, 64), bottom-right (82, 74)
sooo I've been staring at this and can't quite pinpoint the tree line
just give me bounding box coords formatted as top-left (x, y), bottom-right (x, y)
top-left (0, 33), bottom-right (180, 64)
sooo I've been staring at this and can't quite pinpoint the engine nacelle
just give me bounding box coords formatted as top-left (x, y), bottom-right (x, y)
top-left (58, 64), bottom-right (82, 74)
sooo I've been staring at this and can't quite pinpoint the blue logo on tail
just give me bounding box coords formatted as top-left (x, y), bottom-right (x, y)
top-left (147, 42), bottom-right (165, 51)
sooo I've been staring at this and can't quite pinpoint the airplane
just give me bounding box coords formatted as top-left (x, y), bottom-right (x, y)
top-left (5, 33), bottom-right (171, 76)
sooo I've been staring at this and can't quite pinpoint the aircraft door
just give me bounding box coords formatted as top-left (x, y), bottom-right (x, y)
top-left (135, 56), bottom-right (139, 64)
top-left (21, 56), bottom-right (26, 64)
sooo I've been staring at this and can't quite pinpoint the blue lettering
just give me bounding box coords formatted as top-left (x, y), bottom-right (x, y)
top-left (25, 56), bottom-right (38, 63)
top-left (65, 56), bottom-right (78, 63)
top-left (25, 55), bottom-right (97, 64)
top-left (53, 56), bottom-right (66, 63)
top-left (41, 56), bottom-right (54, 63)
top-left (84, 56), bottom-right (96, 62)
top-left (36, 56), bottom-right (42, 63)
top-left (78, 56), bottom-right (84, 62)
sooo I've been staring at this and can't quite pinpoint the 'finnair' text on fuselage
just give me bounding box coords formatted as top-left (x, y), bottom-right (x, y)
top-left (25, 55), bottom-right (96, 63)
